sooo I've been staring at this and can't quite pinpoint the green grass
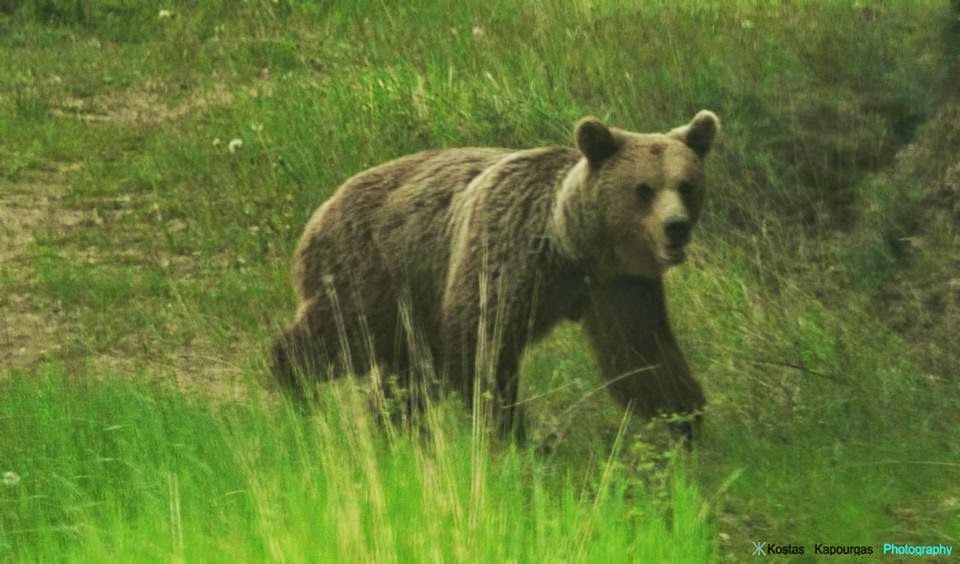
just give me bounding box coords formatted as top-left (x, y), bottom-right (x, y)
top-left (2, 0), bottom-right (959, 561)
top-left (0, 369), bottom-right (713, 562)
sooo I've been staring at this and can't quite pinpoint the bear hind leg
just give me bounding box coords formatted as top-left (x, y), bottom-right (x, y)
top-left (271, 322), bottom-right (335, 404)
top-left (271, 296), bottom-right (349, 403)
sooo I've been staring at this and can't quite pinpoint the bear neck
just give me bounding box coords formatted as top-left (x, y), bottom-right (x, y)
top-left (548, 159), bottom-right (616, 278)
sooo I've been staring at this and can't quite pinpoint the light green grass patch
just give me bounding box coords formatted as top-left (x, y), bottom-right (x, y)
top-left (0, 368), bottom-right (713, 562)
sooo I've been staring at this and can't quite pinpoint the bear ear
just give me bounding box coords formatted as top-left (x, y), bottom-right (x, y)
top-left (669, 110), bottom-right (720, 158)
top-left (575, 117), bottom-right (619, 163)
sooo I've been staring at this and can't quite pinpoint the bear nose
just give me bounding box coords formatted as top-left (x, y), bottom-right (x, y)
top-left (664, 217), bottom-right (691, 246)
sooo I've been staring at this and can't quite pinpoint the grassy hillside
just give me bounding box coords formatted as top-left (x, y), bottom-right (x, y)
top-left (2, 1), bottom-right (959, 561)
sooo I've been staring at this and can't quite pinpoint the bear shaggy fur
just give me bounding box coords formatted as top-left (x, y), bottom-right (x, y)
top-left (272, 111), bottom-right (719, 437)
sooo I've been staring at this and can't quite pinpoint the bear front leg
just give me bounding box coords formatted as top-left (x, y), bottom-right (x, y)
top-left (581, 276), bottom-right (705, 439)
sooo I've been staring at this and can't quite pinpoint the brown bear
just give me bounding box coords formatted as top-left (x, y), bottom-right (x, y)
top-left (272, 111), bottom-right (719, 439)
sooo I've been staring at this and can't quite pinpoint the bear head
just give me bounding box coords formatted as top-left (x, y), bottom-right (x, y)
top-left (560, 110), bottom-right (720, 279)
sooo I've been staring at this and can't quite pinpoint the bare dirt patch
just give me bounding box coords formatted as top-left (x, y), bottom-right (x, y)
top-left (1, 74), bottom-right (256, 400)
top-left (0, 162), bottom-right (80, 369)
top-left (53, 80), bottom-right (232, 126)
top-left (0, 161), bottom-right (252, 400)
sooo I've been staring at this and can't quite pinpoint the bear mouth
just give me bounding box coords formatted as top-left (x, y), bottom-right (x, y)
top-left (661, 247), bottom-right (687, 266)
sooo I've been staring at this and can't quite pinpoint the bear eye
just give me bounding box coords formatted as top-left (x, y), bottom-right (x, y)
top-left (635, 183), bottom-right (655, 202)
top-left (678, 181), bottom-right (696, 199)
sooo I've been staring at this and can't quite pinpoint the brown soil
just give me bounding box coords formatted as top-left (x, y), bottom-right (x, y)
top-left (53, 80), bottom-right (232, 126)
top-left (1, 82), bottom-right (254, 402)
top-left (0, 162), bottom-right (81, 370)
